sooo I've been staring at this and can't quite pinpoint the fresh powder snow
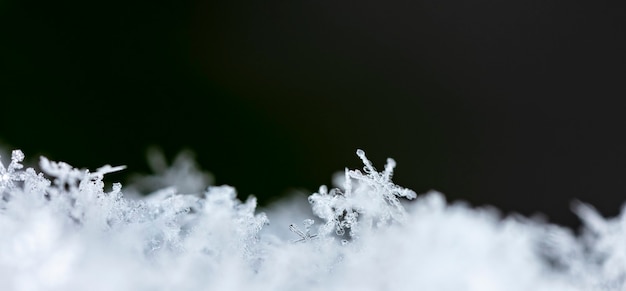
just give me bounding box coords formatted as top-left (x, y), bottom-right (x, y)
top-left (0, 149), bottom-right (622, 290)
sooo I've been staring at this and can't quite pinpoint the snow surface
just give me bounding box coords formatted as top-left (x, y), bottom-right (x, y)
top-left (0, 149), bottom-right (623, 290)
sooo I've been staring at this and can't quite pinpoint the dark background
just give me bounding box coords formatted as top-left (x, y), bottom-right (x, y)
top-left (1, 0), bottom-right (624, 228)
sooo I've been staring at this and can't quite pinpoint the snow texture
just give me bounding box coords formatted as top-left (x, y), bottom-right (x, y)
top-left (0, 149), bottom-right (622, 290)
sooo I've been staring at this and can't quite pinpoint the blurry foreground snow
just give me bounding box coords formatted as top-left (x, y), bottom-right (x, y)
top-left (0, 149), bottom-right (623, 290)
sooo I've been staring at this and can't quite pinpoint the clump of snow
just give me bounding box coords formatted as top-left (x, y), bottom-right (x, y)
top-left (0, 148), bottom-right (623, 290)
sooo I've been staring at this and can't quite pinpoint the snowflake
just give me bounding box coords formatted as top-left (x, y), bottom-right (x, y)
top-left (0, 149), bottom-right (25, 191)
top-left (308, 149), bottom-right (417, 238)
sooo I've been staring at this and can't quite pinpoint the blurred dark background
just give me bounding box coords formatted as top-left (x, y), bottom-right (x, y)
top-left (1, 0), bottom-right (624, 228)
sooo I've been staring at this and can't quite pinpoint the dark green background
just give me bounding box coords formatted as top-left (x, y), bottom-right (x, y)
top-left (2, 0), bottom-right (625, 228)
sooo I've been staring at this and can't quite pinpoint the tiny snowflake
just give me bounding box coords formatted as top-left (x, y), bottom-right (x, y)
top-left (308, 149), bottom-right (417, 237)
top-left (0, 150), bottom-right (25, 191)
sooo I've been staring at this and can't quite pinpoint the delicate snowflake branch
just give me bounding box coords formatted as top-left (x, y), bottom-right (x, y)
top-left (289, 219), bottom-right (318, 243)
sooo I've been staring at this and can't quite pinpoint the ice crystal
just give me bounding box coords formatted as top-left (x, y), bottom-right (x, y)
top-left (308, 149), bottom-right (417, 238)
top-left (289, 219), bottom-right (318, 243)
top-left (541, 201), bottom-right (626, 290)
top-left (126, 147), bottom-right (213, 196)
top-left (0, 150), bottom-right (25, 191)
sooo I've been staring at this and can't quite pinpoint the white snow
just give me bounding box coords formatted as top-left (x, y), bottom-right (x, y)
top-left (0, 148), bottom-right (622, 290)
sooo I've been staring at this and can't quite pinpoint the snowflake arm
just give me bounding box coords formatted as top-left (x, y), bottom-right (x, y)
top-left (289, 219), bottom-right (318, 243)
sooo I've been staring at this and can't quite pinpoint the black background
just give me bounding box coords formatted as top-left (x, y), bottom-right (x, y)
top-left (1, 0), bottom-right (625, 228)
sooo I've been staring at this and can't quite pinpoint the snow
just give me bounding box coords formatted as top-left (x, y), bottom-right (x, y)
top-left (0, 148), bottom-right (622, 290)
